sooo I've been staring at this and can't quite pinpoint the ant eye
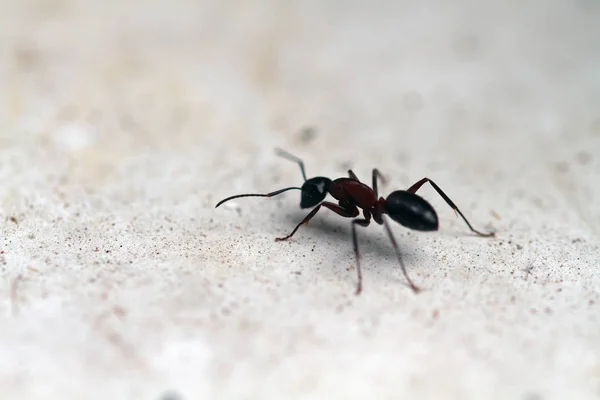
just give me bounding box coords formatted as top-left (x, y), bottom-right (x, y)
top-left (314, 180), bottom-right (326, 193)
top-left (300, 177), bottom-right (331, 208)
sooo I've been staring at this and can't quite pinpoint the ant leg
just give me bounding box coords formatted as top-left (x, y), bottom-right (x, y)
top-left (348, 170), bottom-right (360, 181)
top-left (275, 148), bottom-right (307, 181)
top-left (382, 217), bottom-right (421, 293)
top-left (407, 177), bottom-right (494, 237)
top-left (275, 205), bottom-right (321, 241)
top-left (275, 201), bottom-right (359, 241)
top-left (371, 169), bottom-right (387, 198)
top-left (215, 186), bottom-right (301, 208)
top-left (351, 218), bottom-right (371, 295)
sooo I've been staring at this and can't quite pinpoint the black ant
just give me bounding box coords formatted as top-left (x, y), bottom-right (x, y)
top-left (216, 149), bottom-right (495, 294)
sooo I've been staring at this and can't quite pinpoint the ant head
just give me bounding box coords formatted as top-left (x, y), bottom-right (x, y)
top-left (384, 190), bottom-right (438, 231)
top-left (300, 177), bottom-right (332, 208)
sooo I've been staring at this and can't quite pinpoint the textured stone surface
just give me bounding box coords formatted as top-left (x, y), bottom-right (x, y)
top-left (1, 1), bottom-right (599, 399)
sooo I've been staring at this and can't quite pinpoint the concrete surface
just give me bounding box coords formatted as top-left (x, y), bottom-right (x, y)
top-left (1, 0), bottom-right (600, 399)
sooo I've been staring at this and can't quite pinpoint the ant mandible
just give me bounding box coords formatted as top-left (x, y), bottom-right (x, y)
top-left (216, 148), bottom-right (495, 295)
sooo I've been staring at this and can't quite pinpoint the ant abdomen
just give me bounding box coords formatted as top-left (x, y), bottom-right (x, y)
top-left (384, 191), bottom-right (439, 231)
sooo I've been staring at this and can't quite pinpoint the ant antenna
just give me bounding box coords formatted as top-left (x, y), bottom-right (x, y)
top-left (275, 148), bottom-right (307, 181)
top-left (215, 186), bottom-right (301, 208)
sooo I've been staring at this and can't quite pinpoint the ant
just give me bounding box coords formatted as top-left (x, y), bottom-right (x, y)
top-left (216, 149), bottom-right (495, 295)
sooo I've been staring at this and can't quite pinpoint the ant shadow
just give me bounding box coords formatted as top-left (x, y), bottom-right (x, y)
top-left (271, 208), bottom-right (493, 292)
top-left (274, 210), bottom-right (424, 289)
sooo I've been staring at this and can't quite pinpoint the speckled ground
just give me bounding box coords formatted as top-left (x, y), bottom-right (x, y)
top-left (1, 1), bottom-right (600, 399)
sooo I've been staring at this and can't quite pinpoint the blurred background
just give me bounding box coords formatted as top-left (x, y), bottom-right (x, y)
top-left (1, 0), bottom-right (599, 399)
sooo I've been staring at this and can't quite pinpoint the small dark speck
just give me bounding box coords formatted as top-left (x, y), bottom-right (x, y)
top-left (299, 126), bottom-right (317, 143)
top-left (516, 244), bottom-right (523, 250)
top-left (292, 271), bottom-right (301, 275)
top-left (339, 161), bottom-right (352, 170)
top-left (575, 151), bottom-right (591, 165)
top-left (158, 390), bottom-right (183, 400)
top-left (554, 161), bottom-right (569, 173)
top-left (9, 216), bottom-right (18, 224)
